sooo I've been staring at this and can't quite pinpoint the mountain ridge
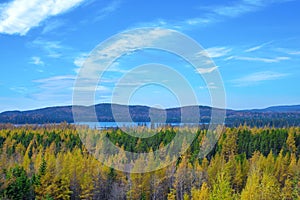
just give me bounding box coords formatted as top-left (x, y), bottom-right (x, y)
top-left (0, 104), bottom-right (300, 126)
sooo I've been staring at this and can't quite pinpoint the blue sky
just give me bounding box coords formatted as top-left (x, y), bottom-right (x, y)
top-left (0, 0), bottom-right (299, 112)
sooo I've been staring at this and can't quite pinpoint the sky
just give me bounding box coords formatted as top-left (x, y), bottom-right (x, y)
top-left (0, 0), bottom-right (299, 112)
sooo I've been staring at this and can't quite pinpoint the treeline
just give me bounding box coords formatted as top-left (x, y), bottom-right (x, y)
top-left (225, 116), bottom-right (300, 128)
top-left (1, 104), bottom-right (300, 127)
top-left (0, 124), bottom-right (299, 199)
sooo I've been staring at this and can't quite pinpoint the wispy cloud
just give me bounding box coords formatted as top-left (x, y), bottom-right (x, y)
top-left (196, 66), bottom-right (218, 74)
top-left (0, 0), bottom-right (86, 35)
top-left (132, 17), bottom-right (217, 31)
top-left (93, 0), bottom-right (121, 22)
top-left (232, 71), bottom-right (289, 86)
top-left (31, 39), bottom-right (65, 58)
top-left (226, 55), bottom-right (290, 63)
top-left (207, 0), bottom-right (291, 18)
top-left (10, 86), bottom-right (28, 94)
top-left (199, 82), bottom-right (218, 90)
top-left (32, 75), bottom-right (75, 102)
top-left (289, 51), bottom-right (300, 55)
top-left (273, 47), bottom-right (300, 56)
top-left (33, 75), bottom-right (110, 102)
top-left (184, 18), bottom-right (215, 26)
top-left (30, 56), bottom-right (44, 66)
top-left (42, 19), bottom-right (65, 34)
top-left (34, 75), bottom-right (76, 87)
top-left (74, 53), bottom-right (89, 67)
top-left (209, 2), bottom-right (257, 18)
top-left (73, 53), bottom-right (127, 74)
top-left (199, 47), bottom-right (232, 58)
top-left (245, 41), bottom-right (273, 52)
top-left (82, 28), bottom-right (172, 75)
top-left (139, 0), bottom-right (292, 30)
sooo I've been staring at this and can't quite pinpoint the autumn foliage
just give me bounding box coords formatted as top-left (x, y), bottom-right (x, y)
top-left (0, 124), bottom-right (299, 199)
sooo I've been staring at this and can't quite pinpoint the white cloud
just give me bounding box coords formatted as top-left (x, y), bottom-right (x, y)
top-left (226, 55), bottom-right (290, 63)
top-left (135, 0), bottom-right (287, 30)
top-left (93, 0), bottom-right (121, 22)
top-left (180, 17), bottom-right (218, 28)
top-left (211, 2), bottom-right (256, 18)
top-left (196, 66), bottom-right (218, 74)
top-left (34, 74), bottom-right (111, 92)
top-left (32, 75), bottom-right (110, 102)
top-left (31, 39), bottom-right (64, 58)
top-left (10, 86), bottom-right (28, 94)
top-left (288, 51), bottom-right (300, 55)
top-left (30, 56), bottom-right (44, 66)
top-left (232, 71), bottom-right (289, 86)
top-left (132, 17), bottom-right (216, 31)
top-left (74, 53), bottom-right (89, 67)
top-left (199, 82), bottom-right (218, 90)
top-left (83, 28), bottom-right (172, 72)
top-left (74, 53), bottom-right (127, 74)
top-left (34, 75), bottom-right (75, 86)
top-left (42, 19), bottom-right (65, 34)
top-left (31, 75), bottom-right (75, 101)
top-left (273, 47), bottom-right (300, 56)
top-left (75, 85), bottom-right (109, 92)
top-left (131, 0), bottom-right (292, 31)
top-left (198, 47), bottom-right (231, 58)
top-left (208, 0), bottom-right (291, 18)
top-left (245, 41), bottom-right (272, 52)
top-left (185, 18), bottom-right (213, 25)
top-left (0, 0), bottom-right (85, 35)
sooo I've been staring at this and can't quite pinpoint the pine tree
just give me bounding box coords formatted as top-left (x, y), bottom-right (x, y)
top-left (282, 178), bottom-right (294, 200)
top-left (210, 172), bottom-right (233, 200)
top-left (286, 129), bottom-right (297, 153)
top-left (221, 129), bottom-right (237, 161)
top-left (3, 165), bottom-right (32, 199)
top-left (191, 182), bottom-right (210, 200)
top-left (260, 173), bottom-right (281, 200)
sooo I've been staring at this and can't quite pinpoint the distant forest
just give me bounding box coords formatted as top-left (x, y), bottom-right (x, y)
top-left (0, 124), bottom-right (299, 199)
top-left (1, 104), bottom-right (300, 127)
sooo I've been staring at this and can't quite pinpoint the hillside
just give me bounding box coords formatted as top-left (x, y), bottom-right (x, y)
top-left (0, 104), bottom-right (300, 126)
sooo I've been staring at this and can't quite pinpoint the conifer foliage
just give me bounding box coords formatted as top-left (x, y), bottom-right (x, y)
top-left (0, 124), bottom-right (299, 199)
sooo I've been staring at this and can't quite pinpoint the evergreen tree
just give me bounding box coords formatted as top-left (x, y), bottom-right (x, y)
top-left (3, 165), bottom-right (32, 199)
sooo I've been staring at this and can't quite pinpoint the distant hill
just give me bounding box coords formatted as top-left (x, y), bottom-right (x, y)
top-left (247, 105), bottom-right (300, 113)
top-left (0, 104), bottom-right (300, 127)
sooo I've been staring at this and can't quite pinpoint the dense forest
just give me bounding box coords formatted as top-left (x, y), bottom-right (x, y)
top-left (1, 104), bottom-right (300, 127)
top-left (0, 123), bottom-right (299, 199)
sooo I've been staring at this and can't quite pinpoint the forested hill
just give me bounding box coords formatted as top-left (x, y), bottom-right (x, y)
top-left (0, 104), bottom-right (300, 126)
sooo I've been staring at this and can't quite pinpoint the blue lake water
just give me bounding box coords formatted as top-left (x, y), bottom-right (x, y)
top-left (74, 122), bottom-right (205, 129)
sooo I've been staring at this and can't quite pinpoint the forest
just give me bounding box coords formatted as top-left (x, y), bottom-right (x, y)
top-left (0, 123), bottom-right (299, 199)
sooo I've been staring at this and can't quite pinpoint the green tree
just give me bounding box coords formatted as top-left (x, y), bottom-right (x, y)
top-left (210, 172), bottom-right (233, 200)
top-left (286, 129), bottom-right (296, 153)
top-left (3, 165), bottom-right (32, 199)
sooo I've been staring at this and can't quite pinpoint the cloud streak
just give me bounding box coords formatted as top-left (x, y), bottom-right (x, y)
top-left (245, 41), bottom-right (273, 52)
top-left (226, 55), bottom-right (290, 63)
top-left (207, 0), bottom-right (292, 18)
top-left (196, 66), bottom-right (218, 74)
top-left (288, 51), bottom-right (300, 55)
top-left (31, 39), bottom-right (66, 58)
top-left (232, 71), bottom-right (289, 86)
top-left (42, 19), bottom-right (65, 34)
top-left (0, 0), bottom-right (85, 35)
top-left (93, 0), bottom-right (121, 22)
top-left (133, 0), bottom-right (292, 32)
top-left (199, 47), bottom-right (232, 58)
